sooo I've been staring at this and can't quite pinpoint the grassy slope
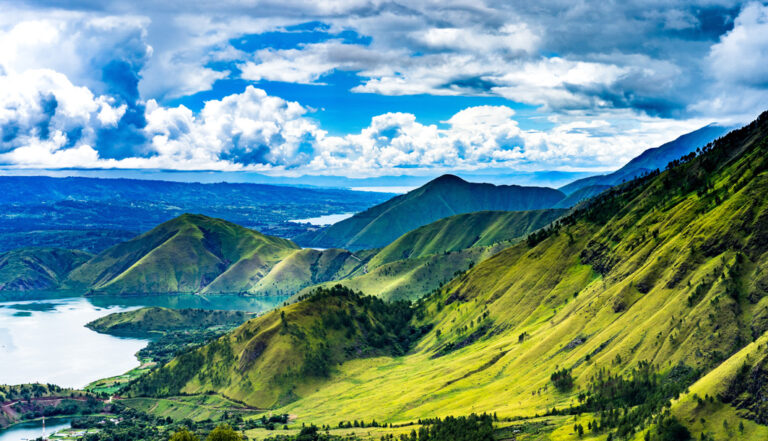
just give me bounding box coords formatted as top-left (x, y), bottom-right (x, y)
top-left (306, 245), bottom-right (503, 302)
top-left (248, 248), bottom-right (372, 296)
top-left (86, 307), bottom-right (255, 338)
top-left (295, 175), bottom-right (565, 250)
top-left (0, 247), bottom-right (91, 291)
top-left (368, 209), bottom-right (566, 268)
top-left (65, 214), bottom-right (299, 295)
top-left (270, 113), bottom-right (768, 430)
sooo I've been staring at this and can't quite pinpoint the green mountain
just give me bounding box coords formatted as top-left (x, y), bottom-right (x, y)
top-left (248, 248), bottom-right (374, 296)
top-left (368, 209), bottom-right (566, 268)
top-left (560, 124), bottom-right (731, 195)
top-left (0, 247), bottom-right (91, 292)
top-left (86, 307), bottom-right (255, 338)
top-left (294, 175), bottom-right (565, 250)
top-left (65, 214), bottom-right (299, 295)
top-left (131, 112), bottom-right (768, 439)
top-left (293, 209), bottom-right (564, 302)
top-left (129, 285), bottom-right (422, 408)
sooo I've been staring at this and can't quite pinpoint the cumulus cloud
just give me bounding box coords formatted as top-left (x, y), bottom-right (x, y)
top-left (0, 0), bottom-right (763, 176)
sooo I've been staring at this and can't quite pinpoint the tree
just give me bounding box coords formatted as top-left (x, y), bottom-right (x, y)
top-left (169, 428), bottom-right (199, 441)
top-left (206, 424), bottom-right (243, 441)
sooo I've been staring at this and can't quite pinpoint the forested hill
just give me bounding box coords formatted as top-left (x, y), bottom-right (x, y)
top-left (294, 175), bottom-right (566, 250)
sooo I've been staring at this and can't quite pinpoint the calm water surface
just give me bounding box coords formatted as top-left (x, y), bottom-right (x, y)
top-left (290, 212), bottom-right (353, 225)
top-left (0, 418), bottom-right (70, 441)
top-left (0, 294), bottom-right (289, 389)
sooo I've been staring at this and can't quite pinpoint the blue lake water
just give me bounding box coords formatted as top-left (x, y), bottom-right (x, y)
top-left (289, 213), bottom-right (353, 225)
top-left (0, 417), bottom-right (71, 441)
top-left (0, 294), bottom-right (289, 388)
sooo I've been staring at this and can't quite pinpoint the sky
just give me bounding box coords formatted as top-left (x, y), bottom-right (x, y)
top-left (0, 0), bottom-right (766, 186)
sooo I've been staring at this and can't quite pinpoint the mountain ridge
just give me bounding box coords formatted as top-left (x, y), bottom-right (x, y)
top-left (295, 175), bottom-right (566, 250)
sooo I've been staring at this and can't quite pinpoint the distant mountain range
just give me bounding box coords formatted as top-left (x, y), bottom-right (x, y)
top-left (560, 124), bottom-right (731, 195)
top-left (0, 176), bottom-right (391, 253)
top-left (295, 175), bottom-right (566, 250)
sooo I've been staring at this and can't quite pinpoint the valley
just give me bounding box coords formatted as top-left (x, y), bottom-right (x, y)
top-left (0, 116), bottom-right (765, 441)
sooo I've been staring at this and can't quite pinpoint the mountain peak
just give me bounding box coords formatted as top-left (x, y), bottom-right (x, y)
top-left (425, 174), bottom-right (467, 187)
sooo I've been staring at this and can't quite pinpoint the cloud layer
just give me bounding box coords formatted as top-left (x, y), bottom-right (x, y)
top-left (0, 0), bottom-right (766, 176)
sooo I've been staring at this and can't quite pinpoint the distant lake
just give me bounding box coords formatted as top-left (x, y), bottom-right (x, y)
top-left (290, 213), bottom-right (354, 226)
top-left (0, 417), bottom-right (70, 441)
top-left (0, 294), bottom-right (289, 389)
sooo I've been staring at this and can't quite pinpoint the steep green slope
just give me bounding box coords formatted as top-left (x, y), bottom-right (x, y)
top-left (65, 214), bottom-right (299, 295)
top-left (0, 247), bottom-right (91, 291)
top-left (368, 209), bottom-right (565, 268)
top-left (248, 248), bottom-right (373, 296)
top-left (131, 113), bottom-right (768, 439)
top-left (301, 244), bottom-right (502, 302)
top-left (86, 307), bottom-right (255, 338)
top-left (295, 175), bottom-right (565, 250)
top-left (129, 285), bottom-right (425, 409)
top-left (552, 184), bottom-right (611, 209)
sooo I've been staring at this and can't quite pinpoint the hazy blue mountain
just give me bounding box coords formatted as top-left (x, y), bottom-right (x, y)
top-left (560, 124), bottom-right (732, 195)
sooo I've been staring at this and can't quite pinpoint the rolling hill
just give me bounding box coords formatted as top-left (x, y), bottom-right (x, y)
top-left (130, 112), bottom-right (768, 439)
top-left (560, 124), bottom-right (731, 195)
top-left (294, 174), bottom-right (565, 250)
top-left (0, 247), bottom-right (91, 292)
top-left (65, 214), bottom-right (299, 295)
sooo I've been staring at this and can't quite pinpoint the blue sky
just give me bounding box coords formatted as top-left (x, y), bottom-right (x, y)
top-left (0, 0), bottom-right (766, 186)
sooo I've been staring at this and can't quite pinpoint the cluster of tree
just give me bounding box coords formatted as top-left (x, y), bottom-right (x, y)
top-left (137, 327), bottom-right (234, 366)
top-left (15, 397), bottom-right (104, 420)
top-left (550, 368), bottom-right (574, 391)
top-left (0, 383), bottom-right (77, 403)
top-left (395, 414), bottom-right (494, 441)
top-left (298, 285), bottom-right (431, 377)
top-left (546, 361), bottom-right (698, 439)
top-left (169, 424), bottom-right (244, 441)
top-left (337, 419), bottom-right (382, 428)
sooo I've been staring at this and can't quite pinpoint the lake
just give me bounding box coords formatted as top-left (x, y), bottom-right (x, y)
top-left (0, 417), bottom-right (70, 441)
top-left (0, 294), bottom-right (289, 389)
top-left (289, 213), bottom-right (353, 225)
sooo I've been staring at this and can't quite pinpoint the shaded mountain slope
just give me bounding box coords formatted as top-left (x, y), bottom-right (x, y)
top-left (560, 124), bottom-right (731, 195)
top-left (65, 214), bottom-right (299, 295)
top-left (552, 184), bottom-right (611, 209)
top-left (0, 247), bottom-right (91, 292)
top-left (295, 175), bottom-right (565, 250)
